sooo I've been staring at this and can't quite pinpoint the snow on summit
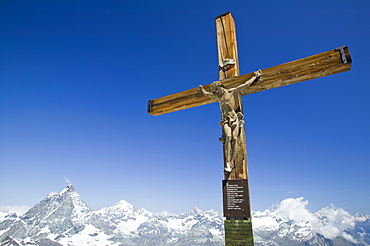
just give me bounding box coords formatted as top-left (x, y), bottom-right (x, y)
top-left (0, 185), bottom-right (369, 245)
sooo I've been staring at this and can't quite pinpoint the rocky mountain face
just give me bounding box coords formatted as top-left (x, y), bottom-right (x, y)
top-left (0, 185), bottom-right (223, 246)
top-left (0, 185), bottom-right (369, 246)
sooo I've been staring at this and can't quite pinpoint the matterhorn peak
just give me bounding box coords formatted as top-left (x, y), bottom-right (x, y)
top-left (59, 184), bottom-right (75, 195)
top-left (66, 184), bottom-right (74, 191)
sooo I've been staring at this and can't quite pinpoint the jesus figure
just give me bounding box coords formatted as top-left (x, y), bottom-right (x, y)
top-left (198, 70), bottom-right (261, 172)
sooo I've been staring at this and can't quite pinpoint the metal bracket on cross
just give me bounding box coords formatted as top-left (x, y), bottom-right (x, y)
top-left (335, 46), bottom-right (349, 64)
top-left (220, 59), bottom-right (236, 68)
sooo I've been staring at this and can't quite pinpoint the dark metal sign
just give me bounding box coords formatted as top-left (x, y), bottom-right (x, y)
top-left (224, 220), bottom-right (254, 245)
top-left (223, 179), bottom-right (250, 218)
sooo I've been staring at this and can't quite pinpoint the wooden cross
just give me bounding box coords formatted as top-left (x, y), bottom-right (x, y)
top-left (147, 12), bottom-right (351, 245)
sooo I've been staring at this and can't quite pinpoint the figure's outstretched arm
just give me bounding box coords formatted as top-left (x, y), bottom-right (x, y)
top-left (231, 69), bottom-right (262, 93)
top-left (198, 85), bottom-right (214, 97)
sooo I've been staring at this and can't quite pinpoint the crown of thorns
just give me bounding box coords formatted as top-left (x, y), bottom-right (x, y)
top-left (210, 81), bottom-right (225, 93)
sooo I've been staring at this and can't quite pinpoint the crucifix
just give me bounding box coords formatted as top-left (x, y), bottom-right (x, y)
top-left (147, 12), bottom-right (351, 245)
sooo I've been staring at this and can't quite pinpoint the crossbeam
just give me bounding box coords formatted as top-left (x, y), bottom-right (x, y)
top-left (148, 47), bottom-right (351, 116)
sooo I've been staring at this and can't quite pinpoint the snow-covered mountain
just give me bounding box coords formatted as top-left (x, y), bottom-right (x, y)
top-left (252, 197), bottom-right (370, 245)
top-left (0, 185), bottom-right (223, 246)
top-left (0, 185), bottom-right (369, 246)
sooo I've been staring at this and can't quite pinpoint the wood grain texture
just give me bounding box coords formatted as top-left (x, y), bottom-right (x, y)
top-left (147, 47), bottom-right (351, 116)
top-left (216, 12), bottom-right (240, 80)
top-left (215, 13), bottom-right (248, 180)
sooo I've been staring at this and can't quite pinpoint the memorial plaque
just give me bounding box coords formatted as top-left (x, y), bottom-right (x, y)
top-left (224, 219), bottom-right (254, 245)
top-left (223, 179), bottom-right (250, 218)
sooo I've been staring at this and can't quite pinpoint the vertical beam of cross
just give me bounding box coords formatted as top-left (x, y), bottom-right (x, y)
top-left (216, 12), bottom-right (254, 245)
top-left (216, 12), bottom-right (249, 181)
top-left (216, 11), bottom-right (251, 205)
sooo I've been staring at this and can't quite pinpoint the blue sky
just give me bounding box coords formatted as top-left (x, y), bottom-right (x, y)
top-left (1, 0), bottom-right (369, 215)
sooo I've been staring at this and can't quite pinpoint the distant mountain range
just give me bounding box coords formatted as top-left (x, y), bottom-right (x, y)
top-left (0, 185), bottom-right (369, 246)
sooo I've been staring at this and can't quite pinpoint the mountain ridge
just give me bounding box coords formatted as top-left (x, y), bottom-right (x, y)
top-left (1, 185), bottom-right (369, 246)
